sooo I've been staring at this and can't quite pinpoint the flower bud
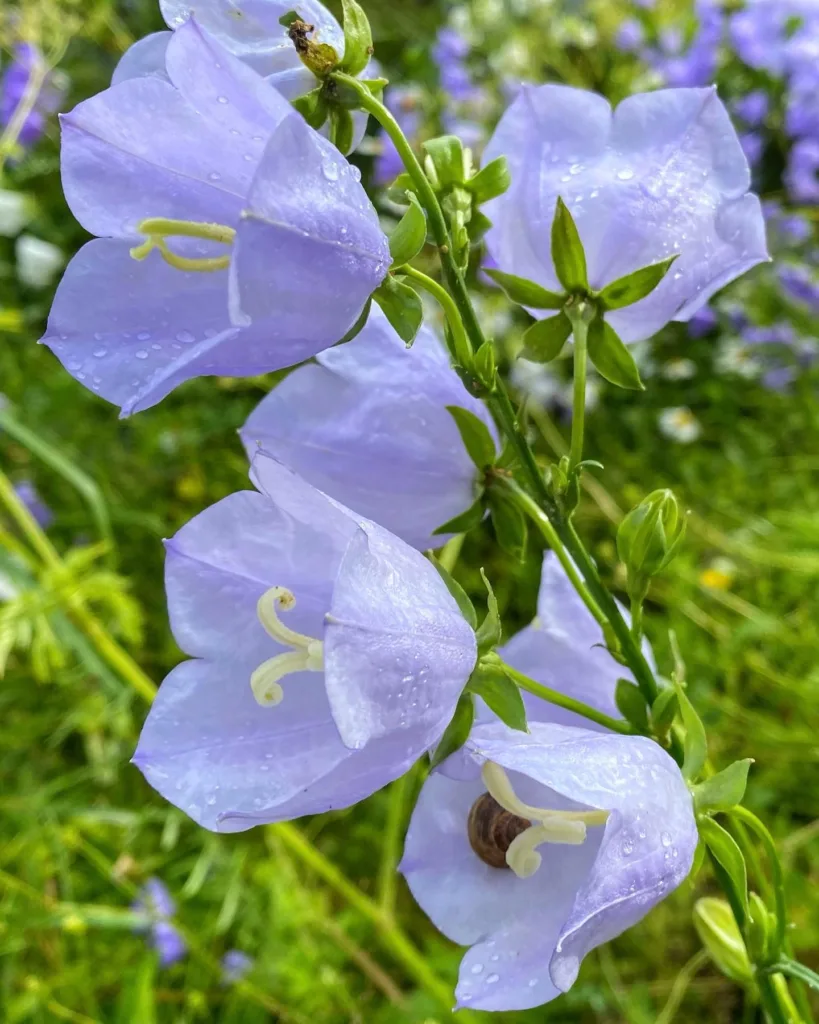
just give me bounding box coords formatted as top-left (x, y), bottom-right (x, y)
top-left (693, 897), bottom-right (754, 987)
top-left (617, 488), bottom-right (686, 598)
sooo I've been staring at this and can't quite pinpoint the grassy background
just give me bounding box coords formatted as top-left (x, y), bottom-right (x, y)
top-left (1, 0), bottom-right (818, 1021)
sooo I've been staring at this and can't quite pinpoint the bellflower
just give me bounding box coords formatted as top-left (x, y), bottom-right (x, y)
top-left (133, 454), bottom-right (477, 832)
top-left (484, 85), bottom-right (769, 343)
top-left (1, 44), bottom-right (66, 151)
top-left (785, 138), bottom-right (819, 203)
top-left (42, 20), bottom-right (389, 415)
top-left (114, 0), bottom-right (371, 148)
top-left (13, 480), bottom-right (53, 530)
top-left (402, 720), bottom-right (697, 1011)
top-left (222, 950), bottom-right (254, 984)
top-left (374, 85), bottom-right (423, 186)
top-left (132, 878), bottom-right (187, 967)
top-left (240, 307), bottom-right (496, 551)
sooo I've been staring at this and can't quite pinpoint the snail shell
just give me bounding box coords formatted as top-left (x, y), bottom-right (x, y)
top-left (468, 792), bottom-right (531, 869)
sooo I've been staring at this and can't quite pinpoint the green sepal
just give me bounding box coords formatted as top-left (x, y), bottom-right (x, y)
top-left (746, 892), bottom-right (774, 964)
top-left (475, 568), bottom-right (502, 655)
top-left (700, 817), bottom-right (749, 923)
top-left (389, 193), bottom-right (427, 267)
top-left (651, 685), bottom-right (678, 737)
top-left (334, 297), bottom-right (372, 347)
top-left (694, 759), bottom-right (753, 815)
top-left (467, 662), bottom-right (527, 733)
top-left (488, 494), bottom-right (528, 563)
top-left (598, 256), bottom-right (678, 311)
top-left (292, 86), bottom-right (328, 129)
top-left (674, 680), bottom-right (707, 781)
top-left (484, 268), bottom-right (565, 309)
top-left (467, 156), bottom-right (511, 203)
top-left (328, 106), bottom-right (354, 155)
top-left (522, 312), bottom-right (572, 363)
top-left (587, 317), bottom-right (644, 390)
top-left (429, 692), bottom-right (474, 769)
top-left (551, 196), bottom-right (588, 293)
top-left (614, 678), bottom-right (649, 731)
top-left (339, 0), bottom-right (374, 76)
top-left (373, 275), bottom-right (423, 345)
top-left (423, 135), bottom-right (467, 189)
top-left (693, 897), bottom-right (753, 986)
top-left (428, 555), bottom-right (477, 630)
top-left (432, 498), bottom-right (485, 537)
top-left (473, 340), bottom-right (497, 391)
top-left (446, 406), bottom-right (497, 470)
top-left (278, 10), bottom-right (301, 27)
top-left (467, 210), bottom-right (492, 243)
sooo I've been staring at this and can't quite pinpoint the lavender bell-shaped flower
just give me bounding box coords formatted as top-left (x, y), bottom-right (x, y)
top-left (240, 307), bottom-right (497, 551)
top-left (132, 878), bottom-right (187, 967)
top-left (402, 721), bottom-right (697, 1011)
top-left (484, 85), bottom-right (769, 343)
top-left (114, 0), bottom-right (372, 149)
top-left (42, 20), bottom-right (389, 415)
top-left (133, 454), bottom-right (477, 832)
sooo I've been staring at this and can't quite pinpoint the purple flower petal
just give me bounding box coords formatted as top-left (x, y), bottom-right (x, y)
top-left (112, 32), bottom-right (172, 86)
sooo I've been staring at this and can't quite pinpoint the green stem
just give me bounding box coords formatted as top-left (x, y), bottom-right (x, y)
top-left (378, 771), bottom-right (410, 916)
top-left (0, 468), bottom-right (157, 704)
top-left (566, 305), bottom-right (590, 471)
top-left (630, 595), bottom-right (644, 645)
top-left (401, 264), bottom-right (472, 367)
top-left (499, 660), bottom-right (638, 735)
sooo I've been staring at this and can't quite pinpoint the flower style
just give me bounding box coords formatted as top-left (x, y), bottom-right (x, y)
top-left (42, 20), bottom-right (390, 415)
top-left (133, 454), bottom-right (477, 832)
top-left (240, 307), bottom-right (497, 551)
top-left (483, 85), bottom-right (768, 343)
top-left (113, 0), bottom-right (372, 149)
top-left (401, 721), bottom-right (697, 1011)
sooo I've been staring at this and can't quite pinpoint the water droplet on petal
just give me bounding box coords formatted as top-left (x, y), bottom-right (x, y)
top-left (617, 168), bottom-right (635, 181)
top-left (176, 330), bottom-right (195, 344)
top-left (135, 350), bottom-right (149, 359)
top-left (217, 95), bottom-right (229, 104)
top-left (209, 172), bottom-right (222, 182)
top-left (470, 964), bottom-right (483, 975)
top-left (93, 348), bottom-right (107, 358)
top-left (322, 159), bottom-right (339, 181)
top-left (661, 831), bottom-right (673, 847)
top-left (486, 974), bottom-right (499, 985)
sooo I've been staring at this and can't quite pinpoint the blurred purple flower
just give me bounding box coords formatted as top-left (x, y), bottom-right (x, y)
top-left (1, 44), bottom-right (65, 150)
top-left (740, 131), bottom-right (764, 167)
top-left (777, 264), bottom-right (819, 312)
top-left (133, 879), bottom-right (187, 967)
top-left (43, 21), bottom-right (389, 415)
top-left (764, 201), bottom-right (811, 245)
top-left (687, 305), bottom-right (718, 338)
top-left (402, 720), bottom-right (697, 1011)
top-left (646, 1), bottom-right (723, 87)
top-left (734, 90), bottom-right (769, 128)
top-left (616, 19), bottom-right (644, 53)
top-left (763, 365), bottom-right (797, 392)
top-left (14, 480), bottom-right (53, 529)
top-left (241, 307), bottom-right (496, 551)
top-left (785, 137), bottom-right (819, 203)
top-left (133, 455), bottom-right (477, 832)
top-left (484, 85), bottom-right (768, 344)
top-left (222, 950), bottom-right (253, 983)
top-left (374, 85), bottom-right (422, 185)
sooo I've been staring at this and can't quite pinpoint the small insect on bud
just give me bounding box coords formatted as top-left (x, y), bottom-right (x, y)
top-left (467, 792), bottom-right (531, 869)
top-left (617, 488), bottom-right (686, 599)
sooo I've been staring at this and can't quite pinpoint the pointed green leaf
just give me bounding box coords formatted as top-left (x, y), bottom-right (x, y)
top-left (587, 317), bottom-right (644, 390)
top-left (446, 406), bottom-right (497, 470)
top-left (475, 568), bottom-right (502, 654)
top-left (389, 193), bottom-right (427, 266)
top-left (468, 664), bottom-right (527, 732)
top-left (429, 556), bottom-right (477, 630)
top-left (551, 196), bottom-right (588, 293)
top-left (651, 685), bottom-right (678, 735)
top-left (489, 495), bottom-right (528, 563)
top-left (473, 340), bottom-right (496, 390)
top-left (694, 759), bottom-right (754, 814)
top-left (675, 681), bottom-right (707, 781)
top-left (467, 210), bottom-right (492, 243)
top-left (599, 256), bottom-right (678, 310)
top-left (423, 135), bottom-right (466, 189)
top-left (615, 678), bottom-right (649, 731)
top-left (373, 275), bottom-right (423, 345)
top-left (339, 0), bottom-right (374, 75)
top-left (700, 816), bottom-right (749, 922)
top-left (429, 692), bottom-right (474, 768)
top-left (467, 156), bottom-right (511, 203)
top-left (432, 498), bottom-right (485, 537)
top-left (485, 268), bottom-right (565, 309)
top-left (522, 312), bottom-right (572, 363)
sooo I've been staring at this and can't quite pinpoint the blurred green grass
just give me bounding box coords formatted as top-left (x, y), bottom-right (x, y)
top-left (1, 0), bottom-right (818, 1021)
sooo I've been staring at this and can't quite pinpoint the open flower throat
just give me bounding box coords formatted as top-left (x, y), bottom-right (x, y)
top-left (468, 762), bottom-right (609, 879)
top-left (250, 587), bottom-right (324, 707)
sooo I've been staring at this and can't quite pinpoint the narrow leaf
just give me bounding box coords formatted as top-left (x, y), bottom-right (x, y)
top-left (475, 568), bottom-right (501, 654)
top-left (430, 692), bottom-right (474, 768)
top-left (651, 686), bottom-right (677, 735)
top-left (485, 268), bottom-right (565, 309)
top-left (373, 276), bottom-right (423, 345)
top-left (675, 680), bottom-right (707, 781)
top-left (432, 498), bottom-right (485, 537)
top-left (467, 156), bottom-right (512, 203)
top-left (765, 958), bottom-right (819, 992)
top-left (340, 0), bottom-right (374, 76)
top-left (389, 193), bottom-right (427, 266)
top-left (694, 759), bottom-right (754, 814)
top-left (615, 678), bottom-right (649, 731)
top-left (446, 406), bottom-right (497, 470)
top-left (522, 312), bottom-right (572, 363)
top-left (468, 665), bottom-right (528, 732)
top-left (429, 556), bottom-right (477, 630)
top-left (551, 196), bottom-right (588, 293)
top-left (700, 816), bottom-right (749, 921)
top-left (489, 495), bottom-right (528, 563)
top-left (599, 256), bottom-right (678, 310)
top-left (587, 317), bottom-right (644, 390)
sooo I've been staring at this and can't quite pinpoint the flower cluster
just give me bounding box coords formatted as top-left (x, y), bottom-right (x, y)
top-left (41, 0), bottom-right (776, 1010)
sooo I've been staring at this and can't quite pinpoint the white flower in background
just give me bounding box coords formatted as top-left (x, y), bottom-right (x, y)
top-left (716, 339), bottom-right (763, 379)
top-left (659, 407), bottom-right (702, 444)
top-left (15, 235), bottom-right (64, 288)
top-left (662, 358), bottom-right (698, 381)
top-left (0, 190), bottom-right (32, 237)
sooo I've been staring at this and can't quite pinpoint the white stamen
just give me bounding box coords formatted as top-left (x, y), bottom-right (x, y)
top-left (250, 587), bottom-right (324, 706)
top-left (481, 762), bottom-right (609, 879)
